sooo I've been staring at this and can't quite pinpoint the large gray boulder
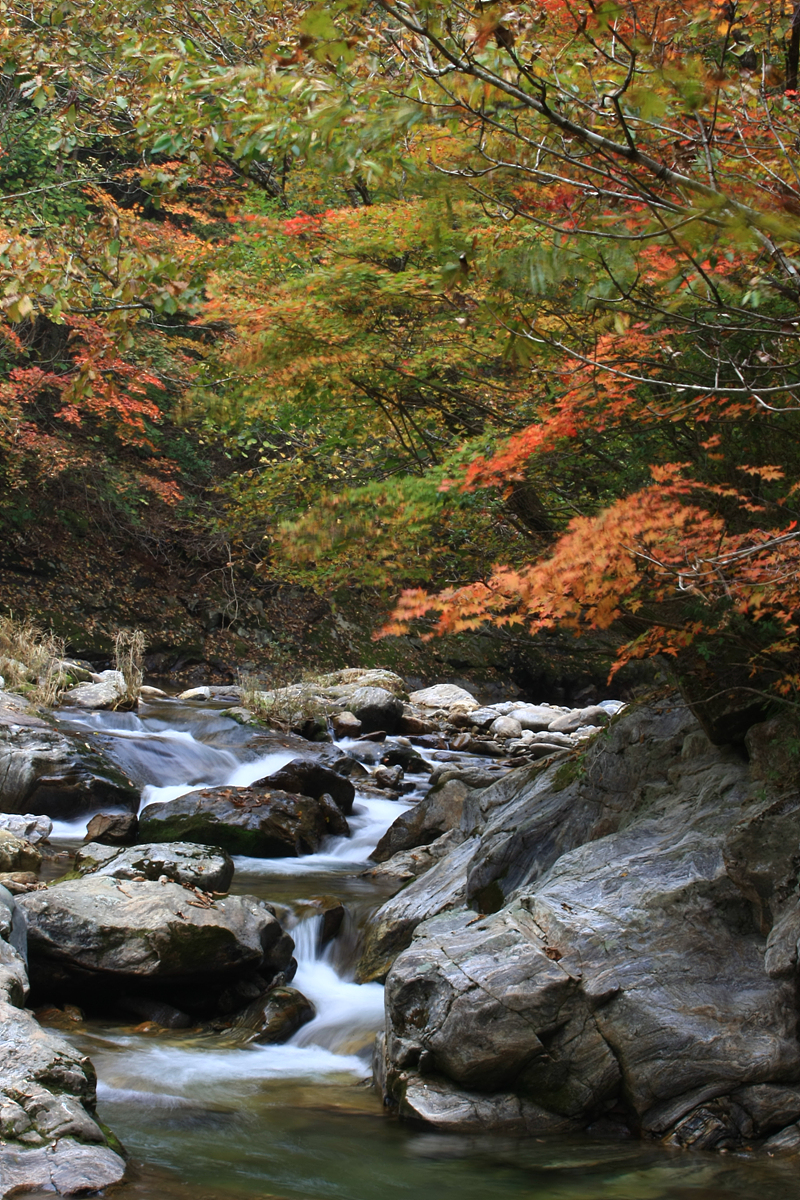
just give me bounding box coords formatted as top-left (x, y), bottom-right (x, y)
top-left (371, 779), bottom-right (471, 863)
top-left (0, 1137), bottom-right (126, 1196)
top-left (74, 841), bottom-right (234, 893)
top-left (139, 785), bottom-right (349, 857)
top-left (0, 723), bottom-right (138, 820)
top-left (374, 698), bottom-right (800, 1152)
top-left (17, 877), bottom-right (293, 1012)
top-left (246, 669), bottom-right (407, 735)
top-left (346, 687), bottom-right (404, 734)
top-left (357, 838), bottom-right (476, 983)
top-left (408, 685), bottom-right (478, 713)
top-left (0, 885), bottom-right (125, 1196)
top-left (61, 671), bottom-right (127, 710)
top-left (0, 814), bottom-right (52, 844)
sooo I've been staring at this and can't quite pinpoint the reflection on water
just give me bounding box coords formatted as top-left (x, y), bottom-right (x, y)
top-left (47, 699), bottom-right (800, 1200)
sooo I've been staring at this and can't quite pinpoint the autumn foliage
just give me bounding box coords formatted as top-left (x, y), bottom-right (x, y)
top-left (2, 0), bottom-right (800, 698)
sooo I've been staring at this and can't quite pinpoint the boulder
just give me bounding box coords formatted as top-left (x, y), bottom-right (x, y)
top-left (462, 705), bottom-right (705, 912)
top-left (249, 669), bottom-right (407, 736)
top-left (331, 711), bottom-right (362, 738)
top-left (138, 785), bottom-right (349, 857)
top-left (371, 779), bottom-right (470, 863)
top-left (527, 742), bottom-right (573, 761)
top-left (381, 746), bottom-right (431, 774)
top-left (0, 829), bottom-right (41, 875)
top-left (731, 1084), bottom-right (800, 1136)
top-left (357, 838), bottom-right (476, 983)
top-left (547, 705), bottom-right (611, 734)
top-left (408, 685), bottom-right (478, 712)
top-left (398, 709), bottom-right (438, 737)
top-left (74, 841), bottom-right (235, 893)
top-left (373, 765), bottom-right (404, 791)
top-left (362, 831), bottom-right (461, 889)
top-left (374, 696), bottom-right (800, 1148)
top-left (316, 898), bottom-right (346, 945)
top-left (347, 687), bottom-right (404, 734)
top-left (0, 884), bottom-right (125, 1194)
top-left (0, 691), bottom-right (48, 731)
top-left (229, 986), bottom-right (315, 1044)
top-left (508, 705), bottom-right (562, 732)
top-left (62, 671), bottom-right (127, 710)
top-left (525, 730), bottom-right (576, 748)
top-left (0, 1137), bottom-right (126, 1196)
top-left (0, 813), bottom-right (52, 844)
top-left (17, 877), bottom-right (293, 1011)
top-left (316, 668), bottom-right (406, 696)
top-left (462, 738), bottom-right (504, 758)
top-left (386, 1068), bottom-right (578, 1135)
top-left (84, 812), bottom-right (138, 846)
top-left (763, 1123), bottom-right (800, 1153)
top-left (489, 716), bottom-right (523, 739)
top-left (0, 725), bottom-right (139, 820)
top-left (178, 686), bottom-right (211, 701)
top-left (254, 757), bottom-right (355, 815)
top-left (449, 707), bottom-right (500, 732)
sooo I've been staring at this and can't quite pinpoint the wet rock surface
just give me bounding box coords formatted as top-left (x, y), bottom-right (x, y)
top-left (17, 876), bottom-right (294, 1011)
top-left (229, 985), bottom-right (315, 1044)
top-left (372, 696), bottom-right (800, 1152)
top-left (0, 828), bottom-right (41, 874)
top-left (74, 840), bottom-right (235, 893)
top-left (0, 714), bottom-right (139, 820)
top-left (0, 883), bottom-right (125, 1196)
top-left (138, 784), bottom-right (350, 857)
top-left (84, 811), bottom-right (138, 845)
top-left (255, 756), bottom-right (356, 815)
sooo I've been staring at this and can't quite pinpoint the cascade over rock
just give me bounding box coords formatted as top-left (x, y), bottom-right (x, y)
top-left (0, 695), bottom-right (139, 819)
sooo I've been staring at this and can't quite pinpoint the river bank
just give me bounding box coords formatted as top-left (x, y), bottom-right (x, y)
top-left (1, 672), bottom-right (800, 1198)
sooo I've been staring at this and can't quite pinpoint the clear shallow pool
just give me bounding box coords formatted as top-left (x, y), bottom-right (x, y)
top-left (47, 700), bottom-right (799, 1200)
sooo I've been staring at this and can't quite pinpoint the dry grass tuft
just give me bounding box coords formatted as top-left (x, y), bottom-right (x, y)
top-left (113, 629), bottom-right (145, 709)
top-left (0, 615), bottom-right (65, 706)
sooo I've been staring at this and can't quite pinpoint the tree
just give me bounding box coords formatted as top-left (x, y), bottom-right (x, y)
top-left (306, 0), bottom-right (800, 701)
top-left (3, 0), bottom-right (800, 705)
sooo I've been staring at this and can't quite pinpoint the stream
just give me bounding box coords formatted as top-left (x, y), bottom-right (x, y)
top-left (42, 698), bottom-right (800, 1200)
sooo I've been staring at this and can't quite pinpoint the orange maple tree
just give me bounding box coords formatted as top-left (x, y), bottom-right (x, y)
top-left (349, 0), bottom-right (800, 699)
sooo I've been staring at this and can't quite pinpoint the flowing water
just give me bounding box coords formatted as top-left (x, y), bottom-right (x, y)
top-left (45, 699), bottom-right (800, 1200)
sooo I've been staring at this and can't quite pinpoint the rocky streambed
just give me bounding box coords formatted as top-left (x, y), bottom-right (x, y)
top-left (1, 670), bottom-right (800, 1199)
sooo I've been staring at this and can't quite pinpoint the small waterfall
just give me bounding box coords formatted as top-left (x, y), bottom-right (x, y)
top-left (55, 708), bottom-right (243, 789)
top-left (289, 916), bottom-right (385, 1058)
top-left (50, 701), bottom-right (401, 1108)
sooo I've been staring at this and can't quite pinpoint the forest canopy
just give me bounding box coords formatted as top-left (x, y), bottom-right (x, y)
top-left (2, 0), bottom-right (800, 700)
